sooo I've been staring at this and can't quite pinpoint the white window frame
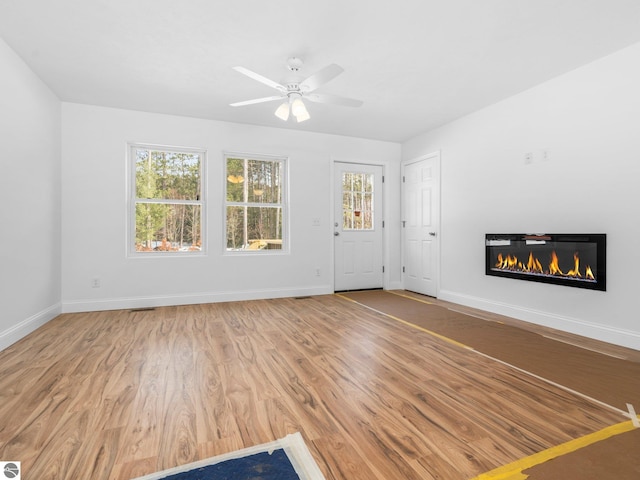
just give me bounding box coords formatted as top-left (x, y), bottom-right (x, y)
top-left (223, 152), bottom-right (289, 255)
top-left (128, 143), bottom-right (206, 257)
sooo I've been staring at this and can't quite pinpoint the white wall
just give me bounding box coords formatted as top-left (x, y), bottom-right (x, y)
top-left (61, 104), bottom-right (401, 312)
top-left (403, 42), bottom-right (640, 350)
top-left (0, 38), bottom-right (62, 350)
top-left (6, 30), bottom-right (637, 350)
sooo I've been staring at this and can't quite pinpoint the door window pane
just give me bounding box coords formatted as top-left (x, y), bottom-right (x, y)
top-left (342, 172), bottom-right (374, 230)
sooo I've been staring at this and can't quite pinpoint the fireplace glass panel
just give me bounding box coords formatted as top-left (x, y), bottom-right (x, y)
top-left (485, 234), bottom-right (606, 291)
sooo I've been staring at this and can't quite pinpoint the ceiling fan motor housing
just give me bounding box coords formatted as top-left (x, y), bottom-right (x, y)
top-left (286, 57), bottom-right (303, 72)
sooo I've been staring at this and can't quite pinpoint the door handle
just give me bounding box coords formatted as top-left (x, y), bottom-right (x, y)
top-left (429, 232), bottom-right (437, 236)
top-left (334, 232), bottom-right (340, 236)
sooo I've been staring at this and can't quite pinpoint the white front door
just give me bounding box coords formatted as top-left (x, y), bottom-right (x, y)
top-left (402, 152), bottom-right (440, 296)
top-left (334, 163), bottom-right (384, 291)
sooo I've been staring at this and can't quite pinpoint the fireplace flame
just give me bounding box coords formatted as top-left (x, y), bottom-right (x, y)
top-left (566, 253), bottom-right (582, 278)
top-left (496, 253), bottom-right (521, 270)
top-left (494, 250), bottom-right (595, 281)
top-left (526, 252), bottom-right (543, 273)
top-left (585, 265), bottom-right (595, 280)
top-left (549, 251), bottom-right (564, 275)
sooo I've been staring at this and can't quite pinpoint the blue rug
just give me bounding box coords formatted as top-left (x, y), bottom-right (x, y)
top-left (133, 433), bottom-right (325, 480)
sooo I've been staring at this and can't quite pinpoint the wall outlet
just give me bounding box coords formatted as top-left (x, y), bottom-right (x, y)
top-left (315, 268), bottom-right (321, 277)
top-left (541, 149), bottom-right (549, 161)
top-left (312, 217), bottom-right (321, 227)
top-left (524, 152), bottom-right (533, 165)
top-left (91, 277), bottom-right (101, 288)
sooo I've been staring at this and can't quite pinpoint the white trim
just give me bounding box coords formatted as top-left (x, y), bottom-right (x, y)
top-left (61, 286), bottom-right (333, 313)
top-left (439, 289), bottom-right (640, 350)
top-left (132, 432), bottom-right (325, 480)
top-left (0, 303), bottom-right (61, 351)
top-left (627, 404), bottom-right (640, 427)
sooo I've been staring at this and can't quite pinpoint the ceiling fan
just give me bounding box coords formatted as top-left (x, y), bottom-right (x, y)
top-left (230, 57), bottom-right (363, 122)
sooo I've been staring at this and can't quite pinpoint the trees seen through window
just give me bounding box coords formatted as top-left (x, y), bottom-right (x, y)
top-left (225, 155), bottom-right (285, 252)
top-left (131, 145), bottom-right (204, 253)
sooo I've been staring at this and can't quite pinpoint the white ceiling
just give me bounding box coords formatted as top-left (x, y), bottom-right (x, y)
top-left (1, 1), bottom-right (640, 143)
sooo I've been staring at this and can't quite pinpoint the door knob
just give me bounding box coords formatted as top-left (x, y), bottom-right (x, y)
top-left (334, 232), bottom-right (340, 236)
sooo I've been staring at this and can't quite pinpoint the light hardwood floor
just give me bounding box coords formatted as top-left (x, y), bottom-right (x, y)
top-left (0, 295), bottom-right (627, 479)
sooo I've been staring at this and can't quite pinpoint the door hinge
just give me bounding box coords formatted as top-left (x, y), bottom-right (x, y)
top-left (402, 220), bottom-right (406, 228)
top-left (402, 266), bottom-right (405, 273)
top-left (382, 175), bottom-right (385, 183)
top-left (402, 175), bottom-right (405, 183)
top-left (382, 220), bottom-right (385, 228)
top-left (382, 266), bottom-right (385, 273)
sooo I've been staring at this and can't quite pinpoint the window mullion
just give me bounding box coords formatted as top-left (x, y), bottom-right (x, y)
top-left (136, 198), bottom-right (201, 205)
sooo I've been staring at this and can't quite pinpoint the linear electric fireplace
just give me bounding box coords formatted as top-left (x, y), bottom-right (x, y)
top-left (485, 234), bottom-right (606, 291)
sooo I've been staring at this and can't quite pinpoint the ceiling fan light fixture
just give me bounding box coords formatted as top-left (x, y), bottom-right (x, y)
top-left (291, 95), bottom-right (310, 122)
top-left (291, 96), bottom-right (307, 117)
top-left (295, 108), bottom-right (310, 123)
top-left (274, 101), bottom-right (290, 121)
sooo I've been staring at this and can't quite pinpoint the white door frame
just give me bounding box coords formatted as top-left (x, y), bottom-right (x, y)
top-left (401, 151), bottom-right (441, 297)
top-left (331, 160), bottom-right (387, 291)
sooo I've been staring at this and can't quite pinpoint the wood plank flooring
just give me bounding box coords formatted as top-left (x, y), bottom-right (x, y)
top-left (0, 295), bottom-right (627, 479)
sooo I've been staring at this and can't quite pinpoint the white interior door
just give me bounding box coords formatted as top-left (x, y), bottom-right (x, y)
top-left (402, 152), bottom-right (440, 296)
top-left (334, 163), bottom-right (384, 291)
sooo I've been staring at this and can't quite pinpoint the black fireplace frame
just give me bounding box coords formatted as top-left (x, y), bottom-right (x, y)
top-left (485, 233), bottom-right (606, 291)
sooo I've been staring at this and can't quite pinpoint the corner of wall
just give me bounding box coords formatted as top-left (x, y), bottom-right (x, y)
top-left (0, 304), bottom-right (62, 352)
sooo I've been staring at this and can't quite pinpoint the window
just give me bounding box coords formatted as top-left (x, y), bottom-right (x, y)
top-left (342, 171), bottom-right (374, 230)
top-left (225, 154), bottom-right (287, 252)
top-left (129, 144), bottom-right (204, 254)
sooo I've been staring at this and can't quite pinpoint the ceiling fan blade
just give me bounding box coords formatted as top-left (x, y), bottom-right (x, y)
top-left (233, 66), bottom-right (286, 92)
top-left (299, 64), bottom-right (344, 92)
top-left (230, 95), bottom-right (284, 107)
top-left (306, 93), bottom-right (363, 108)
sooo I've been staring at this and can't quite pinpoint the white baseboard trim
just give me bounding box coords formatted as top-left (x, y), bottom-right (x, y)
top-left (62, 285), bottom-right (335, 313)
top-left (0, 303), bottom-right (62, 351)
top-left (438, 290), bottom-right (640, 351)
